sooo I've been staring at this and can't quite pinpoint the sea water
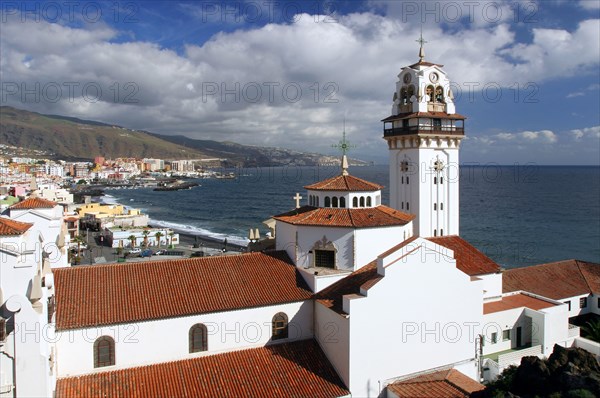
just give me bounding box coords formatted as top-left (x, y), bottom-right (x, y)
top-left (103, 165), bottom-right (600, 268)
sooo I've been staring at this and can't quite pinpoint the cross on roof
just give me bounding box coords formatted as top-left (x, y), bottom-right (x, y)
top-left (332, 123), bottom-right (355, 156)
top-left (293, 193), bottom-right (302, 209)
top-left (416, 27), bottom-right (427, 61)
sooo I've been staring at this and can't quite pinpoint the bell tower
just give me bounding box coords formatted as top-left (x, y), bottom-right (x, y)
top-left (382, 35), bottom-right (465, 238)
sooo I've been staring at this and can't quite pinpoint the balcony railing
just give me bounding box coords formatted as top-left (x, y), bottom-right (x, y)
top-left (384, 125), bottom-right (464, 137)
top-left (568, 324), bottom-right (580, 338)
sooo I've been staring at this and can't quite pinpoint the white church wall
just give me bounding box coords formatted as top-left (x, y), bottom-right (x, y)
top-left (315, 303), bottom-right (350, 389)
top-left (345, 246), bottom-right (483, 397)
top-left (561, 293), bottom-right (594, 318)
top-left (354, 224), bottom-right (412, 269)
top-left (293, 226), bottom-right (354, 270)
top-left (528, 304), bottom-right (570, 354)
top-left (479, 273), bottom-right (503, 300)
top-left (275, 221), bottom-right (297, 262)
top-left (55, 300), bottom-right (313, 377)
top-left (482, 308), bottom-right (530, 356)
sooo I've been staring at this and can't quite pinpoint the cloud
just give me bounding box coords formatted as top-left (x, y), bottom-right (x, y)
top-left (570, 126), bottom-right (600, 140)
top-left (579, 1), bottom-right (600, 10)
top-left (566, 92), bottom-right (585, 98)
top-left (0, 8), bottom-right (598, 161)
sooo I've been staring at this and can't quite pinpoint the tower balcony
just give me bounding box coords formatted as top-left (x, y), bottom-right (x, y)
top-left (383, 125), bottom-right (464, 138)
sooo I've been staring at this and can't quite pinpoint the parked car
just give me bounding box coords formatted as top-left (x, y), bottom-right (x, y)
top-left (139, 249), bottom-right (153, 258)
top-left (154, 249), bottom-right (167, 255)
top-left (128, 248), bottom-right (141, 255)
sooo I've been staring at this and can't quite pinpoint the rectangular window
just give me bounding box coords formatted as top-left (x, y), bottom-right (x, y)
top-left (598, 297), bottom-right (600, 308)
top-left (315, 250), bottom-right (335, 269)
top-left (580, 297), bottom-right (587, 308)
top-left (433, 203), bottom-right (437, 211)
top-left (401, 176), bottom-right (404, 184)
top-left (433, 229), bottom-right (437, 237)
top-left (433, 118), bottom-right (442, 127)
top-left (440, 203), bottom-right (444, 210)
top-left (434, 177), bottom-right (437, 184)
top-left (406, 202), bottom-right (409, 210)
top-left (401, 202), bottom-right (404, 209)
top-left (491, 332), bottom-right (497, 344)
top-left (440, 177), bottom-right (443, 184)
top-left (440, 229), bottom-right (443, 236)
top-left (502, 330), bottom-right (511, 341)
top-left (406, 176), bottom-right (409, 184)
top-left (564, 301), bottom-right (571, 311)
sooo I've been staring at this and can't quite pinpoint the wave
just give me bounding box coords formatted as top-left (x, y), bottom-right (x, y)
top-left (99, 194), bottom-right (119, 205)
top-left (148, 218), bottom-right (248, 247)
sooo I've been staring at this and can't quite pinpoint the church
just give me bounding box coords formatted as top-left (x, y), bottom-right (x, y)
top-left (1, 43), bottom-right (599, 398)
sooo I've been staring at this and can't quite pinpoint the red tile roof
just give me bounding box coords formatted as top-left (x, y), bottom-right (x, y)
top-left (503, 259), bottom-right (600, 299)
top-left (387, 368), bottom-right (484, 398)
top-left (9, 197), bottom-right (57, 209)
top-left (274, 206), bottom-right (414, 228)
top-left (408, 60), bottom-right (444, 68)
top-left (56, 339), bottom-right (349, 398)
top-left (428, 236), bottom-right (501, 276)
top-left (0, 217), bottom-right (33, 236)
top-left (304, 174), bottom-right (383, 191)
top-left (381, 111), bottom-right (466, 122)
top-left (54, 251), bottom-right (312, 330)
top-left (483, 293), bottom-right (557, 314)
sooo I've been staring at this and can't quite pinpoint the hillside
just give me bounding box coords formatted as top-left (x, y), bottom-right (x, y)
top-left (0, 106), bottom-right (358, 167)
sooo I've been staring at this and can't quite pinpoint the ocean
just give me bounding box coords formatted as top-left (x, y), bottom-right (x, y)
top-left (102, 165), bottom-right (600, 269)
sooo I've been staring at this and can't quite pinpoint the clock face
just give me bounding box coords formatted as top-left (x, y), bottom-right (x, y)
top-left (403, 73), bottom-right (411, 84)
top-left (433, 159), bottom-right (444, 171)
top-left (429, 72), bottom-right (439, 83)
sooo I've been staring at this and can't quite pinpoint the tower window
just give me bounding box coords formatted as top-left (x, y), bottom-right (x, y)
top-left (440, 229), bottom-right (443, 236)
top-left (401, 176), bottom-right (404, 184)
top-left (440, 177), bottom-right (443, 184)
top-left (340, 197), bottom-right (346, 208)
top-left (433, 203), bottom-right (437, 211)
top-left (401, 202), bottom-right (404, 209)
top-left (272, 312), bottom-right (289, 340)
top-left (352, 197), bottom-right (358, 207)
top-left (360, 197), bottom-right (365, 207)
top-left (440, 203), bottom-right (444, 211)
top-left (433, 118), bottom-right (442, 127)
top-left (324, 196), bottom-right (331, 207)
top-left (332, 197), bottom-right (338, 208)
top-left (189, 324), bottom-right (208, 353)
top-left (367, 197), bottom-right (372, 207)
top-left (434, 177), bottom-right (437, 184)
top-left (94, 336), bottom-right (115, 368)
top-left (406, 202), bottom-right (410, 211)
top-left (316, 196), bottom-right (319, 207)
top-left (433, 229), bottom-right (437, 237)
top-left (406, 176), bottom-right (409, 184)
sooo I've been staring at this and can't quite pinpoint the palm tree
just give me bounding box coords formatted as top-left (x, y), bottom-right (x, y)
top-left (168, 231), bottom-right (175, 249)
top-left (128, 234), bottom-right (136, 248)
top-left (581, 319), bottom-right (600, 342)
top-left (142, 229), bottom-right (150, 248)
top-left (155, 231), bottom-right (164, 248)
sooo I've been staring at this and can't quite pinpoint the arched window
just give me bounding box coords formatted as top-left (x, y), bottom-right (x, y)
top-left (360, 197), bottom-right (365, 207)
top-left (367, 197), bottom-right (372, 207)
top-left (406, 176), bottom-right (410, 184)
top-left (440, 177), bottom-right (443, 184)
top-left (426, 85), bottom-right (434, 102)
top-left (324, 196), bottom-right (331, 207)
top-left (434, 203), bottom-right (437, 211)
top-left (332, 197), bottom-right (338, 208)
top-left (94, 336), bottom-right (115, 368)
top-left (435, 86), bottom-right (444, 103)
top-left (406, 202), bottom-right (410, 211)
top-left (340, 197), bottom-right (346, 208)
top-left (434, 177), bottom-right (437, 184)
top-left (353, 197), bottom-right (358, 208)
top-left (401, 202), bottom-right (404, 209)
top-left (433, 229), bottom-right (437, 237)
top-left (189, 324), bottom-right (208, 353)
top-left (440, 203), bottom-right (444, 211)
top-left (272, 312), bottom-right (288, 340)
top-left (316, 196), bottom-right (319, 207)
top-left (440, 229), bottom-right (444, 236)
top-left (407, 85), bottom-right (415, 102)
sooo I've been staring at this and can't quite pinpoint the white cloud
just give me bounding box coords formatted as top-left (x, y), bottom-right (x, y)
top-left (566, 91), bottom-right (585, 98)
top-left (579, 1), bottom-right (600, 10)
top-left (570, 126), bottom-right (600, 140)
top-left (0, 9), bottom-right (598, 160)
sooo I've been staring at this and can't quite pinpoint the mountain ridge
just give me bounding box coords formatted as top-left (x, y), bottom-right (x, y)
top-left (0, 106), bottom-right (358, 167)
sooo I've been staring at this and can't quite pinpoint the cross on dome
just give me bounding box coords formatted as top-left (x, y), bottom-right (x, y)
top-left (331, 122), bottom-right (356, 176)
top-left (416, 28), bottom-right (427, 62)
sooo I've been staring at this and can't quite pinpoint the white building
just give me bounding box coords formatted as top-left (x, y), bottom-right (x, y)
top-left (1, 44), bottom-right (598, 398)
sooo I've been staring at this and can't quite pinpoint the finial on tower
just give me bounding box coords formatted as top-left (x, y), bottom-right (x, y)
top-left (416, 26), bottom-right (427, 62)
top-left (331, 119), bottom-right (355, 176)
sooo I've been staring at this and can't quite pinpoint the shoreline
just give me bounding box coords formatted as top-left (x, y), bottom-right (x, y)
top-left (149, 225), bottom-right (247, 252)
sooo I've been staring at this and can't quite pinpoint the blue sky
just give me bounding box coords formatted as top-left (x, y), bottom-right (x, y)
top-left (1, 0), bottom-right (599, 164)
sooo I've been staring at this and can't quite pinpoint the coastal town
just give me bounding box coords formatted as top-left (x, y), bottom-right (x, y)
top-left (0, 153), bottom-right (251, 265)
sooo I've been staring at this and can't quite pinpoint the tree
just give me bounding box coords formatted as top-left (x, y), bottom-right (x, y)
top-left (142, 229), bottom-right (150, 248)
top-left (154, 231), bottom-right (164, 248)
top-left (128, 234), bottom-right (136, 248)
top-left (168, 231), bottom-right (175, 249)
top-left (581, 319), bottom-right (600, 342)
